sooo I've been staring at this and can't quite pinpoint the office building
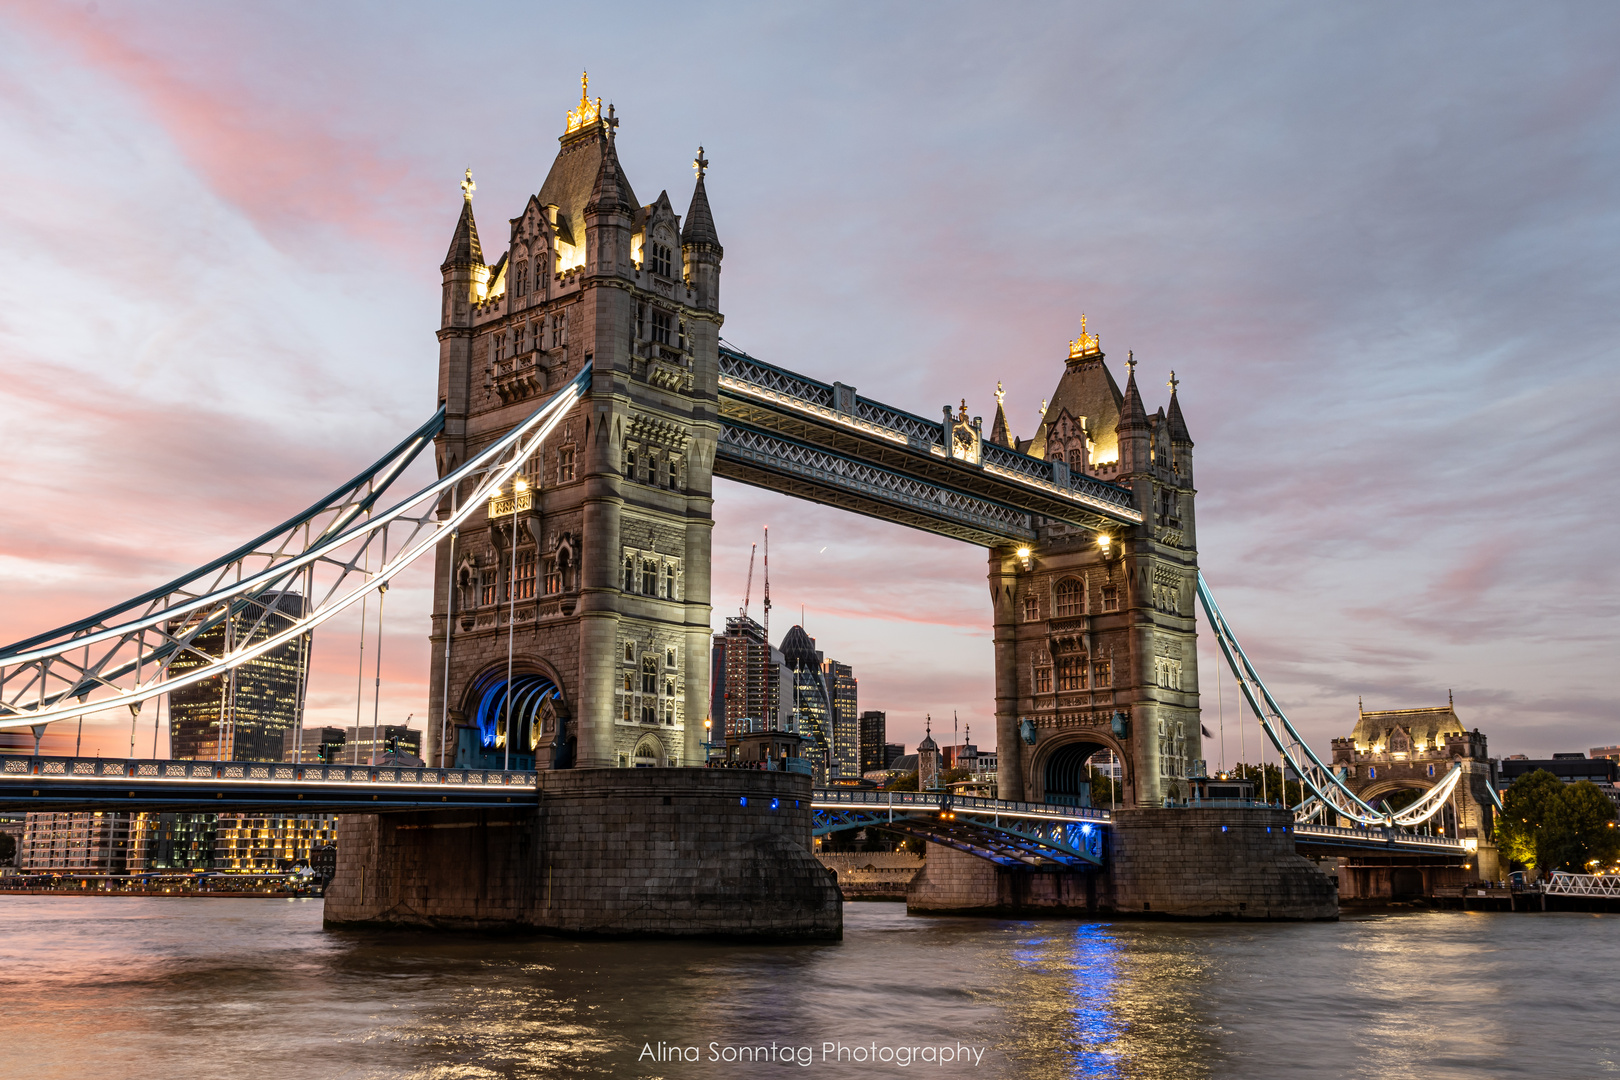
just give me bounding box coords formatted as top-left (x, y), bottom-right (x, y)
top-left (711, 615), bottom-right (789, 738)
top-left (168, 591), bottom-right (311, 762)
top-left (859, 711), bottom-right (888, 774)
top-left (282, 725), bottom-right (348, 764)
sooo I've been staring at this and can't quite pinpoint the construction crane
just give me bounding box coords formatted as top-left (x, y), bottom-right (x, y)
top-left (739, 541), bottom-right (757, 620)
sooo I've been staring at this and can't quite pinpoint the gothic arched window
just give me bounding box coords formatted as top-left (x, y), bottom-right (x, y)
top-left (1054, 578), bottom-right (1083, 617)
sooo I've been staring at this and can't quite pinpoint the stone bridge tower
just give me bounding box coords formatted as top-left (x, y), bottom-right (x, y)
top-left (991, 329), bottom-right (1202, 807)
top-left (427, 79), bottom-right (722, 770)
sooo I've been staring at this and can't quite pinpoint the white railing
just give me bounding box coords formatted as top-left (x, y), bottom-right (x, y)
top-left (1293, 822), bottom-right (1467, 851)
top-left (1198, 572), bottom-right (1461, 829)
top-left (0, 754), bottom-right (536, 789)
top-left (1545, 872), bottom-right (1620, 897)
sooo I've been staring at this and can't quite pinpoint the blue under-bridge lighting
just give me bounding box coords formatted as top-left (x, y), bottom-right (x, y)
top-left (1222, 825), bottom-right (1228, 832)
top-left (740, 796), bottom-right (747, 807)
top-left (1081, 823), bottom-right (1092, 835)
top-left (771, 798), bottom-right (780, 810)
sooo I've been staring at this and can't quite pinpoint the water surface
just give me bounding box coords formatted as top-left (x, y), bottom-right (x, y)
top-left (0, 897), bottom-right (1613, 1078)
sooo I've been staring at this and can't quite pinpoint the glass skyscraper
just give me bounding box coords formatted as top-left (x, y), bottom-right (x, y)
top-left (168, 591), bottom-right (311, 762)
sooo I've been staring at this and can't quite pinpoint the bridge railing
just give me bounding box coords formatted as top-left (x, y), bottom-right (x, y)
top-left (0, 755), bottom-right (537, 789)
top-left (811, 787), bottom-right (1111, 824)
top-left (1292, 821), bottom-right (1468, 850)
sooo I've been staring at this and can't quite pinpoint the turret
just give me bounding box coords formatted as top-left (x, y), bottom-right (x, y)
top-left (1116, 353), bottom-right (1151, 476)
top-left (584, 119), bottom-right (635, 278)
top-left (989, 382), bottom-right (1013, 447)
top-left (681, 146), bottom-right (723, 311)
top-left (440, 169), bottom-right (489, 332)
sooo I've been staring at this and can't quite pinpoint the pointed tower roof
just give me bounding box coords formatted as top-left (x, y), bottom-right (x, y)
top-left (1029, 317), bottom-right (1123, 462)
top-left (1165, 370), bottom-right (1193, 445)
top-left (989, 382), bottom-right (1013, 447)
top-left (1118, 352), bottom-right (1149, 433)
top-left (681, 146), bottom-right (722, 250)
top-left (441, 168), bottom-right (484, 271)
top-left (538, 74), bottom-right (637, 250)
top-left (586, 124), bottom-right (634, 217)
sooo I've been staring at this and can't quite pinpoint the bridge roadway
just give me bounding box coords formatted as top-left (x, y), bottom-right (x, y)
top-left (0, 756), bottom-right (1470, 862)
top-left (808, 788), bottom-right (1471, 867)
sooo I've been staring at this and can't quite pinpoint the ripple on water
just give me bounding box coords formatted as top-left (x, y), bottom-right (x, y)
top-left (0, 897), bottom-right (1614, 1079)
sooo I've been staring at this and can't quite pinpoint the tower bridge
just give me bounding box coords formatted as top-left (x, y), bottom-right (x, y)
top-left (0, 82), bottom-right (1478, 932)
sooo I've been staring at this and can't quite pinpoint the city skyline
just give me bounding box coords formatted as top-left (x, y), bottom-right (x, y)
top-left (0, 5), bottom-right (1615, 761)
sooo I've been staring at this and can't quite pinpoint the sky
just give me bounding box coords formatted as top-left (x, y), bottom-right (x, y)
top-left (0, 2), bottom-right (1616, 762)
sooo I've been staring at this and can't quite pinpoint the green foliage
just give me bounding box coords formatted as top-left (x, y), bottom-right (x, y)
top-left (1228, 762), bottom-right (1305, 807)
top-left (887, 770), bottom-right (919, 792)
top-left (1496, 771), bottom-right (1620, 874)
top-left (1087, 766), bottom-right (1121, 808)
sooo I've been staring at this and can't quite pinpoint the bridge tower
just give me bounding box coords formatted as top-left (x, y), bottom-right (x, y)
top-left (993, 333), bottom-right (1202, 806)
top-left (428, 79), bottom-right (723, 771)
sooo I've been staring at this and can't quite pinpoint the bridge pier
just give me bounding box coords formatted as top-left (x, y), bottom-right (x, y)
top-left (324, 769), bottom-right (841, 939)
top-left (906, 807), bottom-right (1337, 920)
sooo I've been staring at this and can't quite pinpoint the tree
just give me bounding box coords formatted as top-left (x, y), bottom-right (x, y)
top-left (1496, 771), bottom-right (1619, 875)
top-left (1545, 780), bottom-right (1620, 872)
top-left (1496, 770), bottom-right (1566, 874)
top-left (887, 770), bottom-right (919, 792)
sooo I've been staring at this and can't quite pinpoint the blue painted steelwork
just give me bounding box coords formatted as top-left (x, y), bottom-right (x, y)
top-left (810, 788), bottom-right (1106, 868)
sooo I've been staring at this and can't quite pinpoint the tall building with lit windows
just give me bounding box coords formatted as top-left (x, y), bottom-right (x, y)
top-left (167, 591), bottom-right (312, 762)
top-left (711, 615), bottom-right (789, 738)
top-left (778, 625), bottom-right (859, 781)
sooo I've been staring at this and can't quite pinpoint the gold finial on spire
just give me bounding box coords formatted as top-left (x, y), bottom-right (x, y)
top-left (957, 398), bottom-right (970, 422)
top-left (1069, 314), bottom-right (1100, 359)
top-left (995, 381), bottom-right (1005, 408)
top-left (1167, 370), bottom-right (1179, 393)
top-left (1126, 350), bottom-right (1137, 376)
top-left (694, 146), bottom-right (709, 179)
top-left (461, 167), bottom-right (475, 202)
top-left (566, 70), bottom-right (602, 133)
top-left (1039, 397), bottom-right (1048, 416)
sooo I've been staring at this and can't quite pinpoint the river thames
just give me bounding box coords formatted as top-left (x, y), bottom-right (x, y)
top-left (0, 897), bottom-right (1613, 1079)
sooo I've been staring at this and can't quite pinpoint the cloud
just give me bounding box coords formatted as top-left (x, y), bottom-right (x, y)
top-left (1, 2), bottom-right (1617, 760)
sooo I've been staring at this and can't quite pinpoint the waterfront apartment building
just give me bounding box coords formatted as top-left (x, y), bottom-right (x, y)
top-left (168, 591), bottom-right (312, 762)
top-left (19, 812), bottom-right (132, 873)
top-left (211, 813), bottom-right (337, 872)
top-left (127, 813), bottom-right (216, 873)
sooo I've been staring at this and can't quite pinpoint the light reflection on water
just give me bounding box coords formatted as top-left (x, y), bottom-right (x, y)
top-left (0, 897), bottom-right (1615, 1079)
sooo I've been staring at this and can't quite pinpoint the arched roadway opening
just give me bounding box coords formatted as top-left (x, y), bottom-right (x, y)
top-left (1035, 735), bottom-right (1127, 809)
top-left (461, 665), bottom-right (569, 771)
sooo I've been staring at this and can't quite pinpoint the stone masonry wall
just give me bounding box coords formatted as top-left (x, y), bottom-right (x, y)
top-left (906, 807), bottom-right (1337, 921)
top-left (325, 768), bottom-right (841, 940)
top-left (1105, 807), bottom-right (1337, 919)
